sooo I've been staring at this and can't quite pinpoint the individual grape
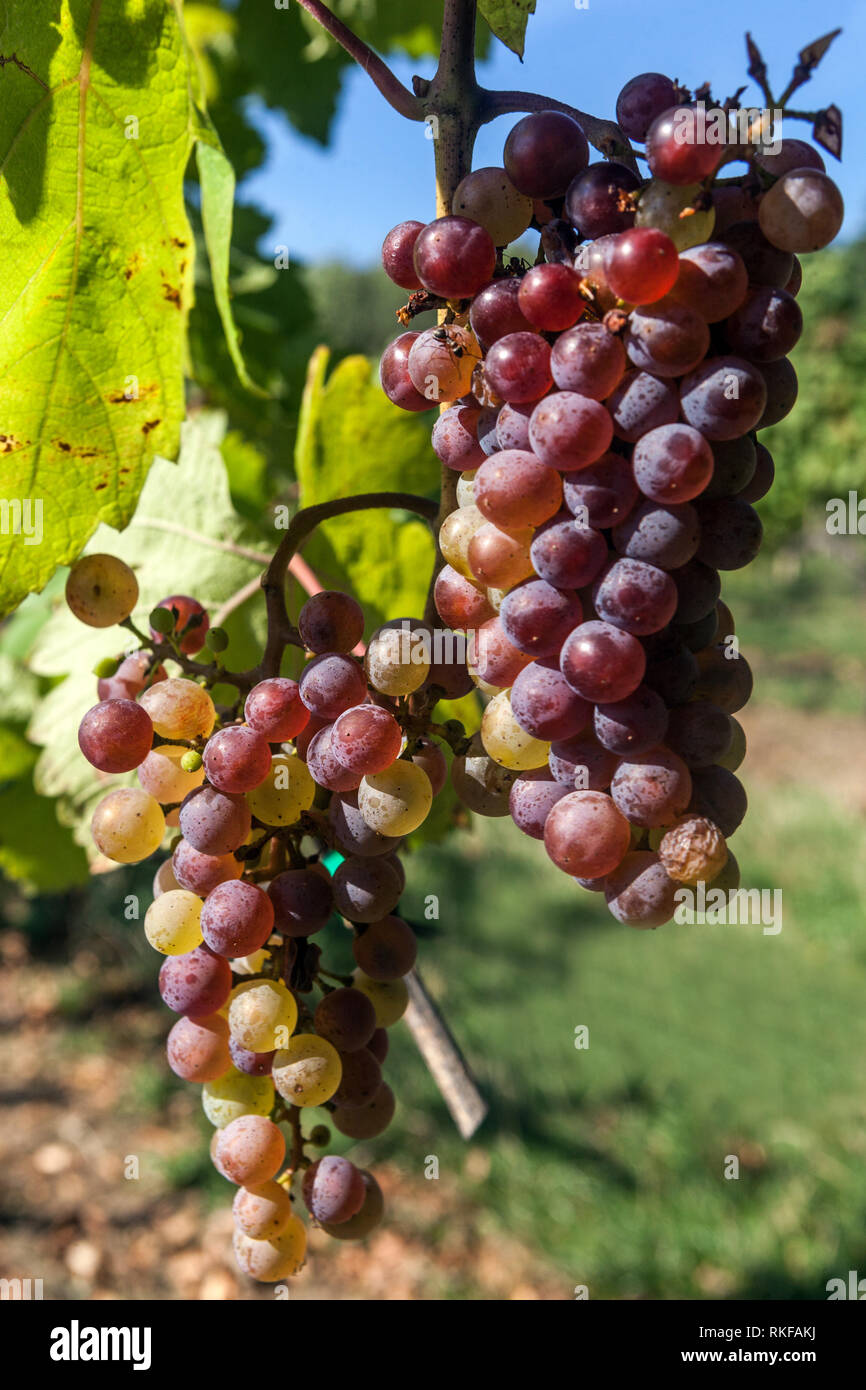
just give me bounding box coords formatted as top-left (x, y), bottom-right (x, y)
top-left (632, 423), bottom-right (714, 505)
top-left (756, 138), bottom-right (825, 178)
top-left (153, 857), bottom-right (183, 897)
top-left (562, 453), bottom-right (638, 527)
top-left (451, 737), bottom-right (517, 816)
top-left (695, 497), bottom-right (762, 570)
top-left (646, 106), bottom-right (723, 184)
top-left (413, 215), bottom-right (496, 299)
top-left (320, 1170), bottom-right (384, 1240)
top-left (432, 404), bottom-right (487, 472)
top-left (658, 815), bottom-right (727, 886)
top-left (593, 685), bottom-right (669, 756)
top-left (616, 72), bottom-right (678, 141)
top-left (201, 880), bottom-right (274, 958)
top-left (299, 654), bottom-right (367, 722)
top-left (467, 521), bottom-right (534, 590)
top-left (717, 715), bottom-right (746, 772)
top-left (605, 369), bottom-right (679, 444)
top-left (407, 324), bottom-right (480, 402)
top-left (611, 747), bottom-right (692, 827)
top-left (508, 767), bottom-right (569, 840)
top-left (711, 185), bottom-right (759, 235)
top-left (550, 323), bottom-right (625, 402)
top-left (642, 636), bottom-right (699, 705)
top-left (150, 594), bottom-right (209, 654)
top-left (331, 705), bottom-right (402, 778)
top-left (529, 391), bottom-right (614, 471)
top-left (91, 787), bottom-right (165, 864)
top-left (139, 677), bottom-right (215, 741)
top-left (329, 791), bottom-right (402, 857)
top-left (565, 161), bottom-right (640, 238)
top-left (331, 1048), bottom-right (383, 1108)
top-left (366, 618), bottom-right (432, 696)
top-left (423, 654), bottom-right (474, 701)
top-left (702, 437), bottom-right (756, 501)
top-left (673, 606), bottom-right (718, 650)
top-left (144, 888), bottom-right (203, 955)
top-left (592, 558), bottom-right (676, 636)
top-left (434, 565), bottom-right (496, 631)
top-left (560, 619), bottom-right (646, 703)
top-left (268, 868), bottom-right (334, 938)
top-left (688, 765), bottom-right (747, 836)
top-left (229, 979), bottom-right (299, 1052)
top-left (295, 714), bottom-right (329, 761)
top-left (78, 698), bottom-right (153, 775)
top-left (500, 579), bottom-right (583, 658)
top-left (202, 725), bottom-right (272, 796)
top-left (352, 970), bottom-right (410, 1029)
top-left (314, 987), bottom-right (377, 1053)
top-left (604, 227), bottom-right (679, 305)
top-left (624, 300), bottom-right (710, 378)
top-left (179, 785), bottom-right (251, 855)
top-left (667, 242), bottom-right (748, 322)
top-left (756, 358), bottom-right (798, 429)
top-left (604, 851), bottom-right (677, 927)
top-left (172, 839), bottom-right (243, 896)
top-left (544, 790), bottom-right (631, 877)
top-left (246, 752), bottom-right (316, 826)
top-left (481, 690), bottom-right (550, 771)
top-left (380, 332), bottom-right (436, 412)
top-left (718, 222), bottom-right (793, 289)
top-left (381, 219), bottom-right (425, 289)
top-left (138, 743), bottom-right (205, 803)
top-left (159, 944), bottom-right (231, 1018)
top-left (670, 558), bottom-right (721, 623)
top-left (503, 110), bottom-right (589, 199)
top-left (452, 166), bottom-right (534, 245)
top-left (510, 658), bottom-right (591, 743)
top-left (203, 1069), bottom-right (274, 1127)
top-left (738, 443), bottom-right (774, 503)
top-left (679, 356), bottom-right (767, 440)
top-left (613, 500), bottom-right (700, 570)
top-left (529, 514), bottom-right (607, 591)
top-left (518, 262), bottom-right (584, 331)
top-left (411, 738), bottom-right (448, 796)
top-left (298, 591), bottom-right (364, 655)
top-left (474, 450), bottom-right (562, 528)
top-left (232, 1181), bottom-right (293, 1241)
top-left (367, 1029), bottom-right (390, 1065)
top-left (332, 1083), bottom-right (396, 1140)
top-left (548, 732), bottom-right (619, 789)
top-left (303, 1155), bottom-right (366, 1223)
top-left (333, 856), bottom-right (403, 923)
top-left (306, 725), bottom-right (363, 793)
top-left (724, 286), bottom-right (802, 363)
top-left (469, 277), bottom-right (532, 349)
top-left (166, 1013), bottom-right (231, 1083)
top-left (439, 504), bottom-right (486, 579)
top-left (66, 553), bottom-right (138, 627)
top-left (665, 701), bottom-right (733, 768)
top-left (97, 650), bottom-right (165, 702)
top-left (693, 645), bottom-right (753, 714)
top-left (483, 332), bottom-right (552, 404)
top-left (467, 616), bottom-right (531, 690)
top-left (215, 1114), bottom-right (285, 1186)
top-left (244, 677), bottom-right (309, 742)
top-left (758, 169), bottom-right (844, 253)
top-left (353, 916), bottom-right (417, 982)
top-left (634, 180), bottom-right (716, 251)
top-left (273, 1034), bottom-right (342, 1108)
top-left (358, 761), bottom-right (433, 836)
top-left (232, 1218), bottom-right (306, 1282)
top-left (229, 1037), bottom-right (275, 1077)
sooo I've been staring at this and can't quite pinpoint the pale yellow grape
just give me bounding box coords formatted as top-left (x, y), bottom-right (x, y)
top-left (153, 857), bottom-right (183, 897)
top-left (358, 761), bottom-right (433, 836)
top-left (365, 621), bottom-right (431, 696)
top-left (272, 1034), bottom-right (342, 1108)
top-left (139, 677), bottom-right (215, 741)
top-left (91, 787), bottom-right (166, 863)
top-left (144, 889), bottom-right (203, 955)
top-left (203, 1068), bottom-right (274, 1127)
top-left (233, 1216), bottom-right (306, 1282)
top-left (481, 691), bottom-right (550, 770)
top-left (246, 754), bottom-right (315, 827)
top-left (352, 969), bottom-right (409, 1029)
top-left (455, 471), bottom-right (477, 508)
top-left (228, 978), bottom-right (298, 1052)
top-left (66, 553), bottom-right (138, 628)
top-left (231, 947), bottom-right (271, 977)
top-left (453, 166), bottom-right (534, 246)
top-left (758, 168), bottom-right (844, 252)
top-left (138, 744), bottom-right (205, 803)
top-left (635, 180), bottom-right (715, 251)
top-left (439, 504), bottom-right (486, 580)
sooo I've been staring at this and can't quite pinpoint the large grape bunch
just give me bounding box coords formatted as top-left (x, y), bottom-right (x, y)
top-left (381, 82), bottom-right (843, 930)
top-left (70, 565), bottom-right (464, 1282)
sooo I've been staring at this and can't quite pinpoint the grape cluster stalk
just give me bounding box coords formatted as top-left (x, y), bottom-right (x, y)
top-left (381, 82), bottom-right (843, 929)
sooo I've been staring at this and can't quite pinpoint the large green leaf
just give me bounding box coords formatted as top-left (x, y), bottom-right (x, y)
top-left (0, 0), bottom-right (197, 615)
top-left (294, 349), bottom-right (438, 631)
top-left (478, 0), bottom-right (536, 59)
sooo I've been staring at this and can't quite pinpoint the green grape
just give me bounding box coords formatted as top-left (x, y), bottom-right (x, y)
top-left (66, 553), bottom-right (139, 628)
top-left (144, 888), bottom-right (204, 955)
top-left (202, 1068), bottom-right (275, 1128)
top-left (717, 715), bottom-right (746, 772)
top-left (138, 743), bottom-right (205, 803)
top-left (232, 1216), bottom-right (306, 1282)
top-left (481, 690), bottom-right (550, 771)
top-left (438, 504), bottom-right (486, 580)
top-left (139, 677), bottom-right (215, 741)
top-left (228, 978), bottom-right (298, 1052)
top-left (358, 761), bottom-right (433, 836)
top-left (246, 754), bottom-right (315, 827)
top-left (352, 969), bottom-right (409, 1028)
top-left (635, 181), bottom-right (715, 252)
top-left (232, 1180), bottom-right (293, 1239)
top-left (452, 166), bottom-right (534, 245)
top-left (272, 1034), bottom-right (342, 1108)
top-left (91, 787), bottom-right (165, 863)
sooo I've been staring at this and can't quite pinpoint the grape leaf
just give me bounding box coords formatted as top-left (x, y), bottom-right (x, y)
top-left (478, 0), bottom-right (537, 59)
top-left (0, 0), bottom-right (197, 616)
top-left (293, 348), bottom-right (438, 632)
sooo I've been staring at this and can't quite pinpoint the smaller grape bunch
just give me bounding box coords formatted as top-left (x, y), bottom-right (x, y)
top-left (71, 555), bottom-right (469, 1283)
top-left (381, 78), bottom-right (843, 930)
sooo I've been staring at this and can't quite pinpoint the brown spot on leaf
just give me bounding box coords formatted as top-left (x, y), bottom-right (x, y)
top-left (57, 441), bottom-right (71, 452)
top-left (142, 420), bottom-right (161, 435)
top-left (170, 237), bottom-right (188, 249)
top-left (124, 251), bottom-right (144, 281)
top-left (161, 278), bottom-right (181, 309)
top-left (0, 434), bottom-right (27, 454)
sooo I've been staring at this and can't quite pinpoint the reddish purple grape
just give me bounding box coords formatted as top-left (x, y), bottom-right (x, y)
top-left (693, 646), bottom-right (754, 715)
top-left (548, 732), bottom-right (619, 790)
top-left (624, 300), bottom-right (710, 378)
top-left (530, 513), bottom-right (608, 590)
top-left (432, 404), bottom-right (487, 471)
top-left (245, 678), bottom-right (309, 741)
top-left (688, 765), bottom-right (747, 836)
top-left (604, 227), bottom-right (679, 305)
top-left (504, 111), bottom-right (589, 199)
top-left (611, 746), bottom-right (692, 827)
top-left (332, 856), bottom-right (403, 923)
top-left (329, 791), bottom-right (402, 858)
top-left (665, 702), bottom-right (733, 768)
top-left (679, 356), bottom-right (767, 440)
top-left (510, 659), bottom-right (592, 742)
top-left (518, 263), bottom-right (584, 331)
top-left (298, 591), bottom-right (364, 656)
top-left (593, 685), bottom-right (669, 757)
top-left (703, 437), bottom-right (757, 501)
top-left (724, 286), bottom-right (802, 363)
top-left (529, 391), bottom-right (614, 472)
top-left (718, 222), bottom-right (793, 289)
top-left (616, 73), bottom-right (678, 142)
top-left (605, 369), bottom-right (679, 443)
top-left (434, 565), bottom-right (496, 631)
top-left (560, 619), bottom-right (646, 703)
top-left (592, 558), bottom-right (678, 636)
top-left (303, 1156), bottom-right (366, 1224)
top-left (380, 332), bottom-right (436, 413)
top-left (605, 851), bottom-right (677, 927)
top-left (500, 579), bottom-right (583, 658)
top-left (306, 725), bottom-right (363, 793)
top-left (381, 220), bottom-right (425, 289)
top-left (613, 499), bottom-right (700, 570)
top-left (695, 498), bottom-right (763, 570)
top-left (151, 594), bottom-right (209, 654)
top-left (562, 453), bottom-right (638, 528)
top-left (646, 106), bottom-right (723, 184)
top-left (158, 944), bottom-right (232, 1017)
top-left (203, 725), bottom-right (272, 794)
top-left (550, 322), bottom-right (626, 399)
top-left (756, 138), bottom-right (825, 177)
top-left (331, 705), bottom-right (402, 776)
top-left (632, 423), bottom-right (715, 504)
top-left (314, 987), bottom-right (377, 1053)
top-left (474, 450), bottom-right (562, 529)
top-left (78, 699), bottom-right (153, 773)
top-left (495, 401), bottom-right (534, 451)
top-left (756, 358), bottom-right (798, 429)
top-left (738, 443), bottom-right (774, 503)
top-left (299, 654), bottom-right (368, 720)
top-left (544, 790), bottom-right (631, 878)
top-left (483, 331), bottom-right (552, 404)
top-left (268, 868), bottom-right (334, 938)
top-left (642, 636), bottom-right (699, 705)
top-left (179, 785), bottom-right (251, 856)
top-left (467, 616), bottom-right (532, 688)
top-left (506, 766), bottom-right (568, 840)
top-left (172, 840), bottom-right (242, 896)
top-left (413, 216), bottom-right (496, 300)
top-left (667, 242), bottom-right (748, 322)
top-left (201, 879), bottom-right (275, 957)
top-left (670, 559), bottom-right (721, 623)
top-left (565, 162), bottom-right (640, 238)
top-left (469, 277), bottom-right (532, 349)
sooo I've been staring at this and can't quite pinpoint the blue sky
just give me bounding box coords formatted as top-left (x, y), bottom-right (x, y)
top-left (244, 0), bottom-right (865, 265)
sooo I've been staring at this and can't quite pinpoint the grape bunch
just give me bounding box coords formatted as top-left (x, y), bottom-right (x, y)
top-left (381, 81), bottom-right (843, 928)
top-left (69, 555), bottom-right (465, 1283)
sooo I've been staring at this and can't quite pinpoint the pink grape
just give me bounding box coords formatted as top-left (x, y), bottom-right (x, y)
top-left (331, 705), bottom-right (403, 776)
top-left (203, 725), bottom-right (272, 794)
top-left (201, 879), bottom-right (275, 957)
top-left (244, 678), bottom-right (309, 742)
top-left (78, 699), bottom-right (153, 773)
top-left (299, 654), bottom-right (368, 720)
top-left (298, 591), bottom-right (364, 655)
top-left (544, 790), bottom-right (631, 878)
